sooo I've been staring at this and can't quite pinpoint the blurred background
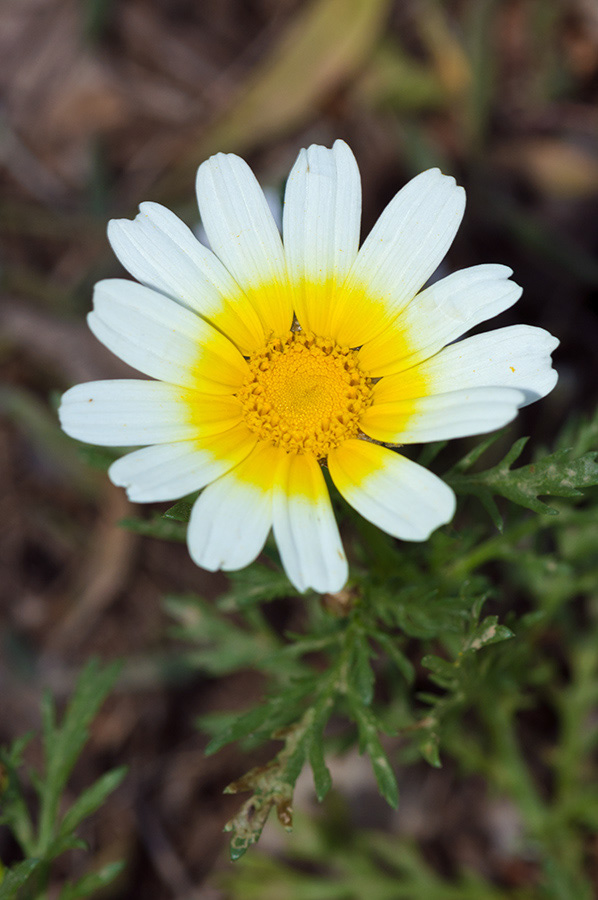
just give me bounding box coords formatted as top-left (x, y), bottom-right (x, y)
top-left (1, 0), bottom-right (598, 896)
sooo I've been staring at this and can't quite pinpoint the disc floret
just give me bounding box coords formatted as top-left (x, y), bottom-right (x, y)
top-left (238, 331), bottom-right (373, 457)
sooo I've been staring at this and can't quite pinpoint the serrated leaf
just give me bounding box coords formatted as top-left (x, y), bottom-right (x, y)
top-left (223, 707), bottom-right (329, 858)
top-left (448, 436), bottom-right (598, 524)
top-left (34, 660), bottom-right (120, 858)
top-left (195, 710), bottom-right (243, 739)
top-left (226, 775), bottom-right (294, 861)
top-left (2, 733), bottom-right (34, 769)
top-left (349, 702), bottom-right (398, 808)
top-left (164, 594), bottom-right (283, 676)
top-left (205, 705), bottom-right (278, 757)
top-left (393, 591), bottom-right (466, 639)
top-left (0, 859), bottom-right (42, 900)
top-left (58, 861), bottom-right (125, 900)
top-left (462, 616), bottom-right (514, 653)
top-left (59, 767), bottom-right (127, 838)
top-left (204, 681), bottom-right (312, 756)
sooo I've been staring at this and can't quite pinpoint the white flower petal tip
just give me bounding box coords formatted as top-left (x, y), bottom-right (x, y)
top-left (425, 324), bottom-right (560, 408)
top-left (329, 441), bottom-right (456, 543)
top-left (106, 203), bottom-right (266, 353)
top-left (186, 444), bottom-right (278, 574)
top-left (58, 380), bottom-right (199, 446)
top-left (282, 139), bottom-right (361, 336)
top-left (106, 202), bottom-right (233, 316)
top-left (108, 425), bottom-right (255, 504)
top-left (503, 325), bottom-right (560, 406)
top-left (273, 454), bottom-right (348, 594)
top-left (335, 166), bottom-right (466, 347)
top-left (195, 152), bottom-right (285, 280)
top-left (363, 385), bottom-right (528, 445)
top-left (88, 278), bottom-right (248, 391)
top-left (195, 151), bottom-right (293, 335)
top-left (358, 263), bottom-right (524, 377)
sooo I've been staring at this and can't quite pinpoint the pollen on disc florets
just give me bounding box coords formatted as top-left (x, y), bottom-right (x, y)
top-left (238, 330), bottom-right (373, 457)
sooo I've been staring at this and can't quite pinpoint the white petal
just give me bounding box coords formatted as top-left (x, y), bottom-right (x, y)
top-left (415, 324), bottom-right (559, 405)
top-left (328, 440), bottom-right (456, 541)
top-left (59, 380), bottom-right (198, 445)
top-left (362, 323), bottom-right (558, 443)
top-left (187, 442), bottom-right (280, 572)
top-left (89, 279), bottom-right (247, 391)
top-left (272, 453), bottom-right (348, 594)
top-left (358, 264), bottom-right (522, 376)
top-left (283, 140), bottom-right (361, 334)
top-left (196, 153), bottom-right (292, 335)
top-left (337, 169), bottom-right (465, 346)
top-left (107, 203), bottom-right (265, 352)
top-left (108, 202), bottom-right (235, 313)
top-left (362, 386), bottom-right (526, 444)
top-left (108, 425), bottom-right (256, 502)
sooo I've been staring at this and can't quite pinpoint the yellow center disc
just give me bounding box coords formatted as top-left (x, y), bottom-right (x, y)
top-left (238, 331), bottom-right (373, 457)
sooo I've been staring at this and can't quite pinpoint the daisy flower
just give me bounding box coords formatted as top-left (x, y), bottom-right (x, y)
top-left (59, 141), bottom-right (558, 593)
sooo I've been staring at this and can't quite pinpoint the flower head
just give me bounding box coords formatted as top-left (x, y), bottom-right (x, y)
top-left (59, 141), bottom-right (558, 593)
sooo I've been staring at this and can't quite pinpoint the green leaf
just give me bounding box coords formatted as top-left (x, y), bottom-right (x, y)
top-left (418, 728), bottom-right (442, 768)
top-left (416, 439), bottom-right (448, 468)
top-left (373, 632), bottom-right (415, 684)
top-left (448, 436), bottom-right (598, 526)
top-left (348, 633), bottom-right (375, 705)
top-left (0, 737), bottom-right (36, 854)
top-left (204, 681), bottom-right (313, 756)
top-left (392, 590), bottom-right (466, 639)
top-left (162, 498), bottom-right (195, 523)
top-left (308, 735), bottom-right (332, 803)
top-left (462, 616), bottom-right (514, 653)
top-left (46, 835), bottom-right (88, 858)
top-left (58, 861), bottom-right (125, 900)
top-left (451, 430), bottom-right (507, 474)
top-left (0, 859), bottom-right (42, 900)
top-left (119, 514), bottom-right (187, 542)
top-left (349, 702), bottom-right (398, 808)
top-left (421, 655), bottom-right (458, 689)
top-left (34, 660), bottom-right (120, 858)
top-left (164, 594), bottom-right (282, 676)
top-left (219, 564), bottom-right (297, 608)
top-left (305, 695), bottom-right (334, 803)
top-left (58, 767), bottom-right (127, 838)
top-left (225, 773), bottom-right (293, 862)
